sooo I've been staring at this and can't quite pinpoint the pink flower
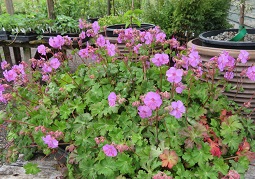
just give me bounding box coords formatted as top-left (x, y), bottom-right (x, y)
top-left (108, 92), bottom-right (117, 107)
top-left (144, 92), bottom-right (162, 110)
top-left (49, 35), bottom-right (65, 49)
top-left (92, 21), bottom-right (100, 34)
top-left (156, 32), bottom-right (166, 43)
top-left (0, 92), bottom-right (7, 103)
top-left (79, 31), bottom-right (86, 40)
top-left (42, 63), bottom-right (52, 73)
top-left (96, 35), bottom-right (106, 47)
top-left (78, 19), bottom-right (84, 29)
top-left (224, 71), bottom-right (234, 80)
top-left (153, 172), bottom-right (172, 179)
top-left (246, 66), bottom-right (255, 81)
top-left (151, 53), bottom-right (169, 67)
top-left (0, 84), bottom-right (5, 92)
top-left (79, 48), bottom-right (89, 58)
top-left (37, 44), bottom-right (46, 56)
top-left (63, 36), bottom-right (72, 46)
top-left (1, 61), bottom-right (8, 70)
top-left (221, 170), bottom-right (240, 179)
top-left (106, 41), bottom-right (116, 56)
top-left (50, 58), bottom-right (61, 69)
top-left (238, 50), bottom-right (249, 64)
top-left (42, 75), bottom-right (49, 82)
top-left (102, 144), bottom-right (117, 157)
top-left (166, 67), bottom-right (183, 83)
top-left (170, 100), bottom-right (186, 119)
top-left (134, 44), bottom-right (142, 54)
top-left (217, 51), bottom-right (235, 71)
top-left (138, 105), bottom-right (152, 118)
top-left (188, 48), bottom-right (201, 68)
top-left (175, 82), bottom-right (186, 94)
top-left (3, 69), bottom-right (17, 82)
top-left (144, 32), bottom-right (153, 45)
top-left (42, 135), bottom-right (58, 149)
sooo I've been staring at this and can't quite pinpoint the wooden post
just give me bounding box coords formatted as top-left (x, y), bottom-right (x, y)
top-left (23, 47), bottom-right (31, 63)
top-left (239, 1), bottom-right (245, 29)
top-left (46, 0), bottom-right (55, 19)
top-left (13, 47), bottom-right (22, 64)
top-left (4, 0), bottom-right (14, 15)
top-left (107, 0), bottom-right (111, 15)
top-left (3, 46), bottom-right (13, 66)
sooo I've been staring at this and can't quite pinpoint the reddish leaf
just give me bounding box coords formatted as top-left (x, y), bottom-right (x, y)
top-left (159, 149), bottom-right (178, 169)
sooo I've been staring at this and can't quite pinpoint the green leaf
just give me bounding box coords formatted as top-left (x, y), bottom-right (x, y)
top-left (95, 158), bottom-right (117, 177)
top-left (116, 153), bottom-right (135, 175)
top-left (229, 156), bottom-right (250, 175)
top-left (212, 157), bottom-right (229, 175)
top-left (23, 162), bottom-right (41, 174)
top-left (194, 162), bottom-right (218, 179)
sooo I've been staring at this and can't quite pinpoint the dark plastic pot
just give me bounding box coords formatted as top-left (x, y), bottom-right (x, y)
top-left (106, 23), bottom-right (155, 37)
top-left (10, 34), bottom-right (37, 42)
top-left (88, 18), bottom-right (99, 23)
top-left (199, 29), bottom-right (255, 50)
top-left (0, 31), bottom-right (11, 40)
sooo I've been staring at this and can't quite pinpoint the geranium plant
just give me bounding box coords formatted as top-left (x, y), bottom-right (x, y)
top-left (0, 19), bottom-right (255, 179)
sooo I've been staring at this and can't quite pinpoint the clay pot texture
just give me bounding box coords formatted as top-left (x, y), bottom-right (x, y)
top-left (187, 38), bottom-right (255, 118)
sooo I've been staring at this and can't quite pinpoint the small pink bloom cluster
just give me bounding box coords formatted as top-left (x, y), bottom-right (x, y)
top-left (102, 144), bottom-right (117, 157)
top-left (166, 67), bottom-right (183, 83)
top-left (151, 53), bottom-right (169, 67)
top-left (78, 19), bottom-right (100, 38)
top-left (138, 92), bottom-right (162, 119)
top-left (94, 136), bottom-right (105, 144)
top-left (42, 135), bottom-right (59, 149)
top-left (169, 100), bottom-right (186, 119)
top-left (221, 170), bottom-right (240, 179)
top-left (107, 92), bottom-right (126, 107)
top-left (153, 172), bottom-right (173, 179)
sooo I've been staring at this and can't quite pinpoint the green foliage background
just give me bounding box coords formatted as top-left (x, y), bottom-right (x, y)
top-left (1, 0), bottom-right (232, 37)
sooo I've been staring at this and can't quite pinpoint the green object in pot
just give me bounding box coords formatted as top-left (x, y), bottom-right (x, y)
top-left (229, 26), bottom-right (247, 41)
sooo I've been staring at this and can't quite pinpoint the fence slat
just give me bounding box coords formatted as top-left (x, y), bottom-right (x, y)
top-left (3, 46), bottom-right (12, 65)
top-left (13, 47), bottom-right (21, 64)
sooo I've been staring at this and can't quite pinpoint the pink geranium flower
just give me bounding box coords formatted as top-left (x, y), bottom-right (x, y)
top-left (108, 92), bottom-right (117, 107)
top-left (1, 61), bottom-right (8, 70)
top-left (246, 66), bottom-right (255, 81)
top-left (50, 58), bottom-right (61, 69)
top-left (49, 35), bottom-right (65, 49)
top-left (42, 63), bottom-right (52, 73)
top-left (42, 135), bottom-right (58, 149)
top-left (79, 48), bottom-right (89, 58)
top-left (96, 35), bottom-right (106, 47)
top-left (92, 21), bottom-right (100, 34)
top-left (238, 50), bottom-right (249, 64)
top-left (170, 100), bottom-right (186, 119)
top-left (102, 144), bottom-right (117, 157)
top-left (3, 69), bottom-right (17, 82)
top-left (106, 41), bottom-right (116, 57)
top-left (166, 67), bottom-right (183, 83)
top-left (37, 44), bottom-right (46, 56)
top-left (151, 53), bottom-right (169, 67)
top-left (156, 32), bottom-right (166, 43)
top-left (144, 92), bottom-right (162, 110)
top-left (138, 105), bottom-right (152, 118)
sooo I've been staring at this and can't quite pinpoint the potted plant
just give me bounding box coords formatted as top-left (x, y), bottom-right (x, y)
top-left (7, 14), bottom-right (39, 42)
top-left (42, 15), bottom-right (81, 42)
top-left (0, 20), bottom-right (254, 179)
top-left (187, 0), bottom-right (255, 117)
top-left (0, 13), bottom-right (15, 40)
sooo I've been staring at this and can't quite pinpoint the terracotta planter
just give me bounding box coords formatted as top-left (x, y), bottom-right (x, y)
top-left (187, 38), bottom-right (255, 118)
